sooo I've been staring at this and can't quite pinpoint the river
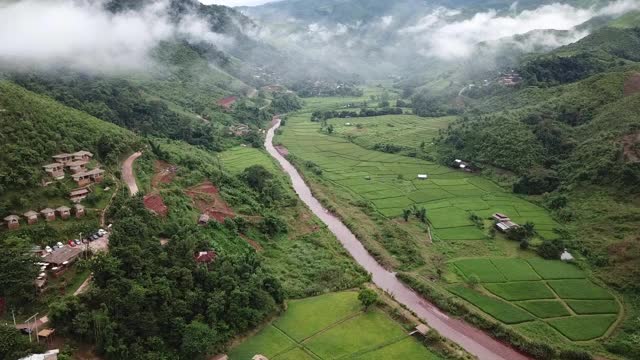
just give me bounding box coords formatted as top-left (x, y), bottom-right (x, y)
top-left (265, 118), bottom-right (530, 360)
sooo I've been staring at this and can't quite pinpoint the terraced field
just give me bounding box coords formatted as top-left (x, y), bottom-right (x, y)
top-left (449, 258), bottom-right (620, 341)
top-left (229, 291), bottom-right (441, 360)
top-left (277, 112), bottom-right (560, 240)
top-left (326, 114), bottom-right (455, 151)
top-left (218, 146), bottom-right (277, 174)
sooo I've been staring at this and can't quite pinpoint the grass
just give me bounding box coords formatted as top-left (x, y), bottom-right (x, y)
top-left (484, 282), bottom-right (555, 301)
top-left (448, 285), bottom-right (534, 324)
top-left (273, 291), bottom-right (362, 341)
top-left (516, 300), bottom-right (571, 318)
top-left (526, 259), bottom-right (586, 280)
top-left (219, 146), bottom-right (277, 174)
top-left (453, 258), bottom-right (506, 283)
top-left (273, 347), bottom-right (316, 360)
top-left (303, 311), bottom-right (408, 359)
top-left (566, 300), bottom-right (619, 315)
top-left (547, 315), bottom-right (618, 341)
top-left (276, 109), bottom-right (560, 241)
top-left (490, 258), bottom-right (541, 281)
top-left (547, 279), bottom-right (614, 300)
top-left (351, 337), bottom-right (441, 360)
top-left (229, 325), bottom-right (295, 360)
top-left (230, 291), bottom-right (442, 360)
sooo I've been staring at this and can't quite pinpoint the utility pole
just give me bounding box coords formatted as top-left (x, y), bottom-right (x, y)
top-left (12, 309), bottom-right (16, 326)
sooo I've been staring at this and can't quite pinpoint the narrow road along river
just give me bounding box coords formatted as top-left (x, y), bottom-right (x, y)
top-left (265, 118), bottom-right (529, 360)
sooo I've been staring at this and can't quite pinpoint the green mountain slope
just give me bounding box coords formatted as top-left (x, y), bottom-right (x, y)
top-left (0, 81), bottom-right (141, 191)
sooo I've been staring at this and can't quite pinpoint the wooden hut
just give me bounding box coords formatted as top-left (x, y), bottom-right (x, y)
top-left (40, 208), bottom-right (56, 222)
top-left (72, 150), bottom-right (93, 161)
top-left (23, 210), bottom-right (39, 225)
top-left (56, 206), bottom-right (71, 220)
top-left (43, 163), bottom-right (65, 180)
top-left (74, 204), bottom-right (85, 218)
top-left (52, 153), bottom-right (73, 164)
top-left (4, 215), bottom-right (19, 229)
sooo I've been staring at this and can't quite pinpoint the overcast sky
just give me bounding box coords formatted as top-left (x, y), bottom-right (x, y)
top-left (199, 0), bottom-right (279, 6)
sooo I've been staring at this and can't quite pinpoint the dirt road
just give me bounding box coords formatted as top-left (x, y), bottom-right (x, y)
top-left (265, 118), bottom-right (529, 360)
top-left (122, 152), bottom-right (142, 196)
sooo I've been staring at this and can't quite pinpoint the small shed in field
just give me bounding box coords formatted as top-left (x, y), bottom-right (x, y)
top-left (41, 208), bottom-right (56, 222)
top-left (4, 215), bottom-right (20, 229)
top-left (56, 206), bottom-right (71, 220)
top-left (561, 249), bottom-right (574, 262)
top-left (24, 210), bottom-right (39, 225)
top-left (417, 174), bottom-right (428, 180)
top-left (74, 204), bottom-right (85, 218)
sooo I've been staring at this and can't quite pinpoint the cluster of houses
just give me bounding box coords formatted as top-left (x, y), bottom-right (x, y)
top-left (43, 151), bottom-right (105, 188)
top-left (228, 124), bottom-right (250, 137)
top-left (492, 213), bottom-right (519, 233)
top-left (3, 205), bottom-right (85, 230)
top-left (498, 71), bottom-right (523, 87)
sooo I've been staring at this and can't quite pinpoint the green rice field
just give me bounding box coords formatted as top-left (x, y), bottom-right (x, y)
top-left (229, 291), bottom-right (441, 360)
top-left (327, 114), bottom-right (455, 151)
top-left (276, 111), bottom-right (561, 240)
top-left (449, 257), bottom-right (620, 341)
top-left (218, 146), bottom-right (277, 174)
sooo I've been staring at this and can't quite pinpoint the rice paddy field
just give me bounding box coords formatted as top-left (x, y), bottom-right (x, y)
top-left (277, 111), bottom-right (560, 240)
top-left (326, 114), bottom-right (455, 151)
top-left (218, 146), bottom-right (277, 174)
top-left (229, 291), bottom-right (441, 360)
top-left (448, 257), bottom-right (621, 341)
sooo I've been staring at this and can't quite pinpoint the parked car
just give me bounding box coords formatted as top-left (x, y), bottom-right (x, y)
top-left (56, 242), bottom-right (64, 248)
top-left (19, 328), bottom-right (33, 335)
top-left (68, 240), bottom-right (76, 247)
top-left (91, 234), bottom-right (99, 241)
top-left (97, 229), bottom-right (107, 236)
top-left (74, 239), bottom-right (82, 245)
top-left (45, 246), bottom-right (53, 253)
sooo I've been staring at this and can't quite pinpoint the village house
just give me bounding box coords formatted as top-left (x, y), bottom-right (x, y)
top-left (69, 188), bottom-right (90, 203)
top-left (493, 213), bottom-right (519, 233)
top-left (74, 204), bottom-right (85, 218)
top-left (72, 168), bottom-right (105, 186)
top-left (23, 210), bottom-right (39, 225)
top-left (40, 208), bottom-right (56, 222)
top-left (52, 153), bottom-right (73, 165)
top-left (229, 124), bottom-right (250, 137)
top-left (72, 150), bottom-right (93, 162)
top-left (194, 251), bottom-right (217, 264)
top-left (413, 323), bottom-right (431, 337)
top-left (56, 206), bottom-right (71, 220)
top-left (4, 215), bottom-right (20, 229)
top-left (43, 246), bottom-right (83, 269)
top-left (43, 163), bottom-right (65, 180)
top-left (65, 160), bottom-right (89, 174)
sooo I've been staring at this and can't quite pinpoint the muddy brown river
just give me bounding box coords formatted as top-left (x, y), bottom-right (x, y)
top-left (265, 118), bottom-right (530, 360)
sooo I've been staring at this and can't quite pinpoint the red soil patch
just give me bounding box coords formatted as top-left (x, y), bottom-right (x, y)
top-left (624, 73), bottom-right (640, 96)
top-left (186, 181), bottom-right (235, 223)
top-left (144, 194), bottom-right (168, 217)
top-left (217, 96), bottom-right (237, 109)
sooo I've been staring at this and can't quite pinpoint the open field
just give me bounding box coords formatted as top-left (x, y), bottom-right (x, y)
top-left (276, 111), bottom-right (561, 241)
top-left (327, 114), bottom-right (455, 151)
top-left (229, 291), bottom-right (441, 360)
top-left (448, 257), bottom-right (620, 341)
top-left (219, 146), bottom-right (277, 174)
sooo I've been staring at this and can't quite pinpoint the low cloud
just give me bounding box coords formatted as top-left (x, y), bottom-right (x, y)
top-left (0, 0), bottom-right (233, 73)
top-left (403, 0), bottom-right (640, 60)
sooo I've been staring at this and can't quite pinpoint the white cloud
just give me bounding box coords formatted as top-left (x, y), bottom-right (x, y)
top-left (0, 0), bottom-right (233, 73)
top-left (200, 0), bottom-right (282, 6)
top-left (402, 0), bottom-right (640, 60)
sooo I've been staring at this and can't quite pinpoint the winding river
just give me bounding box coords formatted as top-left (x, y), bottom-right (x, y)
top-left (265, 118), bottom-right (529, 360)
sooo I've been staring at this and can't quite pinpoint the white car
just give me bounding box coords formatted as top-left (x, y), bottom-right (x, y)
top-left (45, 246), bottom-right (53, 253)
top-left (56, 242), bottom-right (64, 248)
top-left (97, 229), bottom-right (107, 236)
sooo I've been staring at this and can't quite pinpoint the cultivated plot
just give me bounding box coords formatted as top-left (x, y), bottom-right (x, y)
top-left (448, 258), bottom-right (620, 341)
top-left (229, 291), bottom-right (442, 360)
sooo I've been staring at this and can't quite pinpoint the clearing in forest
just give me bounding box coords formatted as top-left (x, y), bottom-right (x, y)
top-left (143, 160), bottom-right (176, 216)
top-left (185, 181), bottom-right (235, 222)
top-left (229, 291), bottom-right (441, 360)
top-left (449, 257), bottom-right (620, 341)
